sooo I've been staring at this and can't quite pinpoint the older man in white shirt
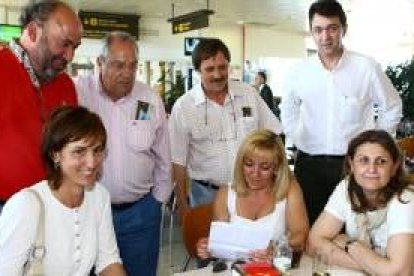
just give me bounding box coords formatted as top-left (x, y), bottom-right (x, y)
top-left (169, 38), bottom-right (282, 221)
top-left (75, 31), bottom-right (171, 276)
top-left (280, 0), bottom-right (402, 225)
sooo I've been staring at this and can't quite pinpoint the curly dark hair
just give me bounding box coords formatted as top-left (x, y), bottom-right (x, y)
top-left (345, 129), bottom-right (413, 212)
top-left (19, 0), bottom-right (69, 28)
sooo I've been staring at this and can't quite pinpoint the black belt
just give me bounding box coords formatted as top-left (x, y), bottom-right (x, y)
top-left (298, 150), bottom-right (345, 160)
top-left (194, 180), bottom-right (219, 190)
top-left (111, 200), bottom-right (138, 211)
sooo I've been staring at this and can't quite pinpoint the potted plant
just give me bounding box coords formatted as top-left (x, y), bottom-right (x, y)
top-left (385, 59), bottom-right (414, 137)
top-left (164, 70), bottom-right (185, 114)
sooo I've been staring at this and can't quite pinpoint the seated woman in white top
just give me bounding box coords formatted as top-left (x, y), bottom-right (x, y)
top-left (197, 129), bottom-right (309, 262)
top-left (309, 129), bottom-right (414, 275)
top-left (0, 106), bottom-right (125, 276)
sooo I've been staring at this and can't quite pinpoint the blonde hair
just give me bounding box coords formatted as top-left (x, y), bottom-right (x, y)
top-left (232, 129), bottom-right (292, 201)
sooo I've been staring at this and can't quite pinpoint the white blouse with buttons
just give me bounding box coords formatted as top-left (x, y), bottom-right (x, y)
top-left (0, 180), bottom-right (121, 276)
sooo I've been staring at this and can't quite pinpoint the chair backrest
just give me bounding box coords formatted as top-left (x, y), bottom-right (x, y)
top-left (182, 203), bottom-right (213, 258)
top-left (397, 137), bottom-right (414, 159)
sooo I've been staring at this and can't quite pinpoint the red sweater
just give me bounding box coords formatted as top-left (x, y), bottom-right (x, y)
top-left (0, 48), bottom-right (77, 200)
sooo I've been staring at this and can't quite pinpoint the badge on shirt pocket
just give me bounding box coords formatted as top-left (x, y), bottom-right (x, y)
top-left (135, 100), bottom-right (153, 120)
top-left (242, 106), bottom-right (252, 117)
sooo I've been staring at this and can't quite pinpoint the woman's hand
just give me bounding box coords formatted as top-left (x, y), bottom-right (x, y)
top-left (196, 237), bottom-right (211, 260)
top-left (249, 248), bottom-right (272, 263)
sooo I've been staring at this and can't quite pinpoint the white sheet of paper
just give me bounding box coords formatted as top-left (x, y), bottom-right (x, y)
top-left (208, 221), bottom-right (273, 260)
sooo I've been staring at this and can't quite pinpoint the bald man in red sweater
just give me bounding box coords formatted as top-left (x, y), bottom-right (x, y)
top-left (0, 1), bottom-right (82, 210)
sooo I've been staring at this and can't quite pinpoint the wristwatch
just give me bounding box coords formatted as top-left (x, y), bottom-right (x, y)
top-left (344, 239), bottom-right (356, 253)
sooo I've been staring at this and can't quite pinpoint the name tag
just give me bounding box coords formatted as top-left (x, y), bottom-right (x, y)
top-left (135, 100), bottom-right (153, 120)
top-left (242, 106), bottom-right (252, 117)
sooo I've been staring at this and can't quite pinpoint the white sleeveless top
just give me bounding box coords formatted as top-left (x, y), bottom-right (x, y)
top-left (227, 188), bottom-right (287, 241)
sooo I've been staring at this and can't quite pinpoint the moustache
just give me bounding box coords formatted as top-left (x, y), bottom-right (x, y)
top-left (212, 78), bottom-right (225, 83)
top-left (51, 56), bottom-right (68, 70)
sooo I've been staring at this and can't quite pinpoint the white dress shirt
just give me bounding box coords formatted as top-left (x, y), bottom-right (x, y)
top-left (0, 181), bottom-right (121, 276)
top-left (281, 50), bottom-right (402, 155)
top-left (169, 81), bottom-right (282, 185)
top-left (75, 75), bottom-right (172, 203)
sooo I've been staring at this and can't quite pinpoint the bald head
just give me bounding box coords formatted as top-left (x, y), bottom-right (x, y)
top-left (20, 0), bottom-right (82, 83)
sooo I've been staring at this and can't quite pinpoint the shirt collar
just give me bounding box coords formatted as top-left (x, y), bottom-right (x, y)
top-left (95, 73), bottom-right (133, 103)
top-left (192, 81), bottom-right (242, 106)
top-left (314, 48), bottom-right (348, 72)
top-left (259, 84), bottom-right (265, 91)
top-left (9, 39), bottom-right (40, 89)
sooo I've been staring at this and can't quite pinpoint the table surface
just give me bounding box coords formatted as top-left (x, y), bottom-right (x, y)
top-left (174, 255), bottom-right (365, 276)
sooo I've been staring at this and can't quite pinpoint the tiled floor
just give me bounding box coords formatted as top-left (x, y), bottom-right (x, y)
top-left (157, 208), bottom-right (196, 275)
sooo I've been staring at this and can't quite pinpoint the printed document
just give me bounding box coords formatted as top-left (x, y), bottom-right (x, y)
top-left (208, 221), bottom-right (273, 260)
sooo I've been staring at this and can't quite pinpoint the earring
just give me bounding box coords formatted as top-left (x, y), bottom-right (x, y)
top-left (54, 160), bottom-right (60, 169)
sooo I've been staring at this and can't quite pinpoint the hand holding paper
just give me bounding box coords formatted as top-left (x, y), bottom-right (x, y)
top-left (207, 221), bottom-right (273, 260)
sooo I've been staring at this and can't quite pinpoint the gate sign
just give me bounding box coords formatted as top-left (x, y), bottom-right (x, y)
top-left (79, 10), bottom-right (139, 39)
top-left (168, 9), bottom-right (214, 35)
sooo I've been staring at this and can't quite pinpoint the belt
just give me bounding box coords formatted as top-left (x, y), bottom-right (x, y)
top-left (194, 179), bottom-right (220, 190)
top-left (111, 200), bottom-right (138, 211)
top-left (298, 150), bottom-right (345, 160)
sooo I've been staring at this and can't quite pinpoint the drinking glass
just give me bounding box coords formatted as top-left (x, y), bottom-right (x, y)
top-left (312, 251), bottom-right (331, 276)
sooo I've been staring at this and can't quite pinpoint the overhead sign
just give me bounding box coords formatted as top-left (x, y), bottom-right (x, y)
top-left (79, 10), bottom-right (139, 39)
top-left (168, 9), bottom-right (214, 34)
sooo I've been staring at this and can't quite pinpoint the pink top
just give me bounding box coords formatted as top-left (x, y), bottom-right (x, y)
top-left (75, 75), bottom-right (172, 203)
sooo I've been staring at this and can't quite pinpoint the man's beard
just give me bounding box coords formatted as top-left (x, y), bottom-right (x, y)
top-left (41, 56), bottom-right (67, 82)
top-left (37, 35), bottom-right (67, 83)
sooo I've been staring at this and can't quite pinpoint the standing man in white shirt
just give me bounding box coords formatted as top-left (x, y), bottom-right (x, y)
top-left (169, 38), bottom-right (282, 220)
top-left (280, 0), bottom-right (402, 225)
top-left (75, 31), bottom-right (171, 276)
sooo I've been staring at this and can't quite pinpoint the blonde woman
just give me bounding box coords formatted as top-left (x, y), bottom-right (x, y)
top-left (197, 129), bottom-right (309, 262)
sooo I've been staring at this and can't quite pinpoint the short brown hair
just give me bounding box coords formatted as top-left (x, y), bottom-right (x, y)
top-left (192, 38), bottom-right (230, 71)
top-left (41, 106), bottom-right (107, 189)
top-left (309, 0), bottom-right (347, 28)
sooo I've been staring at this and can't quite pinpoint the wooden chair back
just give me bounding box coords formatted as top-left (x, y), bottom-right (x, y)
top-left (397, 137), bottom-right (414, 159)
top-left (181, 203), bottom-right (213, 258)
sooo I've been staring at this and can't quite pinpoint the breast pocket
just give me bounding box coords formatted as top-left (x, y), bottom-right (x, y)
top-left (126, 120), bottom-right (155, 152)
top-left (192, 124), bottom-right (218, 142)
top-left (341, 96), bottom-right (366, 124)
top-left (238, 117), bottom-right (257, 137)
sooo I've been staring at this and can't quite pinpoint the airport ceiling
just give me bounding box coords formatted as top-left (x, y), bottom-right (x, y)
top-left (1, 0), bottom-right (413, 35)
top-left (0, 0), bottom-right (344, 33)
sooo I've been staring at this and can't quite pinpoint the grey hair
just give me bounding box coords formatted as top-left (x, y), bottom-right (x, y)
top-left (19, 0), bottom-right (71, 28)
top-left (99, 31), bottom-right (138, 59)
